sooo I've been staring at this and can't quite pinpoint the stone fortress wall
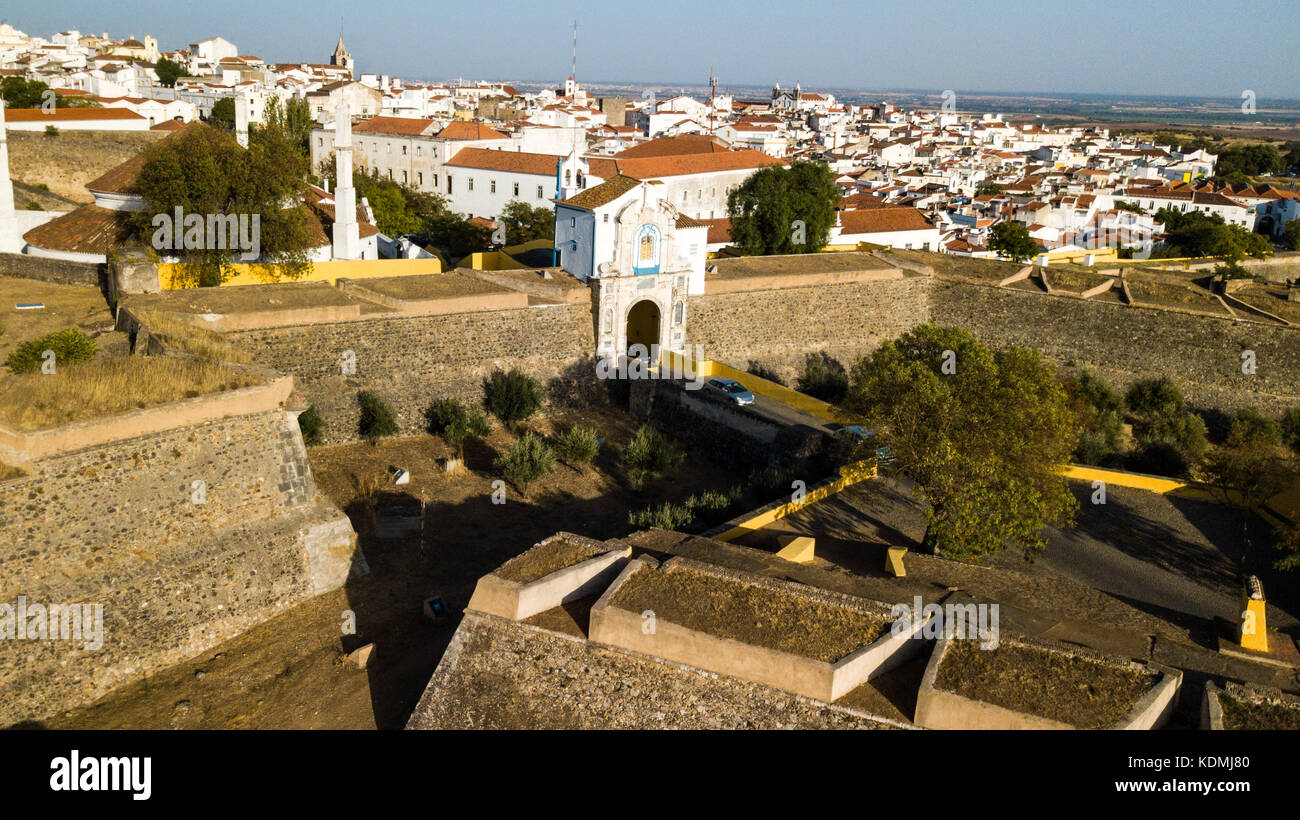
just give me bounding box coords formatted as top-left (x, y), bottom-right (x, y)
top-left (0, 408), bottom-right (359, 725)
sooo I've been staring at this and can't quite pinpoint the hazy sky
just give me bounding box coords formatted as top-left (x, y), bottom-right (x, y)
top-left (5, 0), bottom-right (1298, 99)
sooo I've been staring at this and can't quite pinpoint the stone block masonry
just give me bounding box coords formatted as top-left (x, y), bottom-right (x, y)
top-left (930, 279), bottom-right (1300, 413)
top-left (686, 276), bottom-right (931, 385)
top-left (0, 251), bottom-right (103, 289)
top-left (0, 409), bottom-right (361, 725)
top-left (230, 302), bottom-right (596, 444)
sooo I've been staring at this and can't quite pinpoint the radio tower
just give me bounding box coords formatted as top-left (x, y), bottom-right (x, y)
top-left (571, 19), bottom-right (579, 84)
top-left (709, 67), bottom-right (719, 134)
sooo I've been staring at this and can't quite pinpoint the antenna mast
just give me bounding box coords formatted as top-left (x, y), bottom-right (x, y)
top-left (709, 66), bottom-right (718, 134)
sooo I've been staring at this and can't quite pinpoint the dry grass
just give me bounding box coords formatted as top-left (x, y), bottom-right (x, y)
top-left (0, 357), bottom-right (262, 430)
top-left (132, 310), bottom-right (252, 364)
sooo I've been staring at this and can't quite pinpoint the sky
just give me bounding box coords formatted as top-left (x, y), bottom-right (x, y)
top-left (5, 0), bottom-right (1299, 100)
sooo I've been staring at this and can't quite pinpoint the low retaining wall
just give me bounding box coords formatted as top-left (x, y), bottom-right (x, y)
top-left (0, 251), bottom-right (103, 289)
top-left (589, 557), bottom-right (923, 703)
top-left (0, 371), bottom-right (292, 467)
top-left (914, 638), bottom-right (1181, 730)
top-left (467, 536), bottom-right (631, 621)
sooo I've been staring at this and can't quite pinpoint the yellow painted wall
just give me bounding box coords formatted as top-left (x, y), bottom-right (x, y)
top-left (160, 257), bottom-right (445, 289)
top-left (713, 459), bottom-right (877, 542)
top-left (659, 350), bottom-right (840, 423)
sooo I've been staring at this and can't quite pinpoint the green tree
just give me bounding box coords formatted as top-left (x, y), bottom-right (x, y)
top-left (1124, 377), bottom-right (1185, 422)
top-left (1063, 370), bottom-right (1124, 466)
top-left (0, 77), bottom-right (100, 109)
top-left (132, 122), bottom-right (313, 286)
top-left (1229, 407), bottom-right (1282, 447)
top-left (357, 390), bottom-right (399, 443)
top-left (1198, 428), bottom-right (1299, 568)
top-left (426, 398), bottom-right (490, 460)
top-left (1281, 219), bottom-right (1300, 251)
top-left (496, 200), bottom-right (555, 246)
top-left (1282, 407), bottom-right (1300, 453)
top-left (484, 368), bottom-right (542, 427)
top-left (986, 221), bottom-right (1039, 263)
top-left (554, 424), bottom-right (601, 467)
top-left (795, 352), bottom-right (848, 403)
top-left (974, 182), bottom-right (1005, 196)
top-left (298, 402), bottom-right (324, 446)
top-left (727, 160), bottom-right (840, 255)
top-left (495, 431), bottom-right (556, 497)
top-left (262, 96), bottom-right (312, 158)
top-left (209, 97), bottom-right (235, 128)
top-left (623, 425), bottom-right (684, 490)
top-left (154, 57), bottom-right (185, 88)
top-left (842, 325), bottom-right (1080, 561)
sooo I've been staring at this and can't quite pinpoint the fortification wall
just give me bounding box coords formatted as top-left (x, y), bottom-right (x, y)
top-left (0, 251), bottom-right (103, 290)
top-left (930, 278), bottom-right (1300, 413)
top-left (0, 409), bottom-right (359, 726)
top-left (685, 276), bottom-right (931, 383)
top-left (228, 303), bottom-right (597, 444)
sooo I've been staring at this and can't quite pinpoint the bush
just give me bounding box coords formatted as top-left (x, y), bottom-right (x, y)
top-left (747, 463), bottom-right (800, 494)
top-left (623, 425), bottom-right (684, 489)
top-left (628, 501), bottom-right (695, 530)
top-left (1132, 411), bottom-right (1208, 473)
top-left (426, 397), bottom-right (490, 458)
top-left (1229, 407), bottom-right (1282, 446)
top-left (627, 486), bottom-right (743, 531)
top-left (1124, 377), bottom-right (1184, 421)
top-left (1128, 440), bottom-right (1191, 477)
top-left (44, 124), bottom-right (59, 137)
top-left (357, 390), bottom-right (399, 442)
top-left (485, 368), bottom-right (542, 426)
top-left (1282, 407), bottom-right (1300, 454)
top-left (298, 402), bottom-right (324, 446)
top-left (6, 327), bottom-right (98, 374)
top-left (1064, 370), bottom-right (1124, 465)
top-left (796, 352), bottom-right (848, 403)
top-left (555, 424), bottom-right (600, 466)
top-left (495, 431), bottom-right (555, 497)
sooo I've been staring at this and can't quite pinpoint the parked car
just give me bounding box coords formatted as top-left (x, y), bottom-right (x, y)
top-left (835, 425), bottom-right (896, 465)
top-left (703, 377), bottom-right (756, 406)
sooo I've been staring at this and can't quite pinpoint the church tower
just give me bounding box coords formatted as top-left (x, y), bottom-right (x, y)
top-left (330, 35), bottom-right (354, 76)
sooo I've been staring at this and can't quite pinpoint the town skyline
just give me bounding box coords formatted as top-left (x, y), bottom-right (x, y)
top-left (4, 0), bottom-right (1299, 99)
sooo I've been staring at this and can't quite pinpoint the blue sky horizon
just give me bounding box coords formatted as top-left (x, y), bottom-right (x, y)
top-left (5, 0), bottom-right (1299, 100)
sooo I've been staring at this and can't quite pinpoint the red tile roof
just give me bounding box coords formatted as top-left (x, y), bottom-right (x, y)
top-left (4, 107), bottom-right (144, 122)
top-left (838, 207), bottom-right (933, 235)
top-left (437, 121), bottom-right (509, 140)
top-left (353, 116), bottom-right (438, 136)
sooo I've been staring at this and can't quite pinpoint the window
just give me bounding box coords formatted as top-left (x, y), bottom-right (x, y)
top-left (401, 145), bottom-right (407, 155)
top-left (401, 170), bottom-right (407, 183)
top-left (469, 178), bottom-right (474, 191)
top-left (417, 172), bottom-right (423, 186)
top-left (433, 174), bottom-right (438, 188)
top-left (318, 137), bottom-right (323, 146)
top-left (447, 176), bottom-right (453, 194)
top-left (416, 146), bottom-right (422, 157)
top-left (536, 185), bottom-right (543, 199)
top-left (388, 169), bottom-right (393, 180)
top-left (603, 213), bottom-right (608, 223)
top-left (490, 180), bottom-right (496, 194)
top-left (513, 182), bottom-right (519, 196)
top-left (386, 144), bottom-right (390, 153)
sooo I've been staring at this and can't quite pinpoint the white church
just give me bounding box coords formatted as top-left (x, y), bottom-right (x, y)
top-left (553, 175), bottom-right (708, 364)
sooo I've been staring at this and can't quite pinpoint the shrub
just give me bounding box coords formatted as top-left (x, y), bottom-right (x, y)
top-left (495, 431), bottom-right (555, 497)
top-left (485, 367), bottom-right (542, 426)
top-left (1132, 411), bottom-right (1208, 473)
top-left (1128, 440), bottom-right (1191, 477)
top-left (626, 486), bottom-right (743, 531)
top-left (1229, 407), bottom-right (1282, 446)
top-left (44, 124), bottom-right (59, 137)
top-left (1124, 377), bottom-right (1184, 421)
top-left (796, 352), bottom-right (848, 403)
top-left (555, 424), bottom-right (600, 466)
top-left (1282, 408), bottom-right (1300, 454)
top-left (357, 390), bottom-right (399, 443)
top-left (25, 201), bottom-right (43, 211)
top-left (628, 501), bottom-right (695, 530)
top-left (623, 425), bottom-right (684, 489)
top-left (426, 397), bottom-right (490, 458)
top-left (1064, 371), bottom-right (1124, 465)
top-left (747, 463), bottom-right (800, 494)
top-left (298, 402), bottom-right (324, 446)
top-left (6, 327), bottom-right (98, 374)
